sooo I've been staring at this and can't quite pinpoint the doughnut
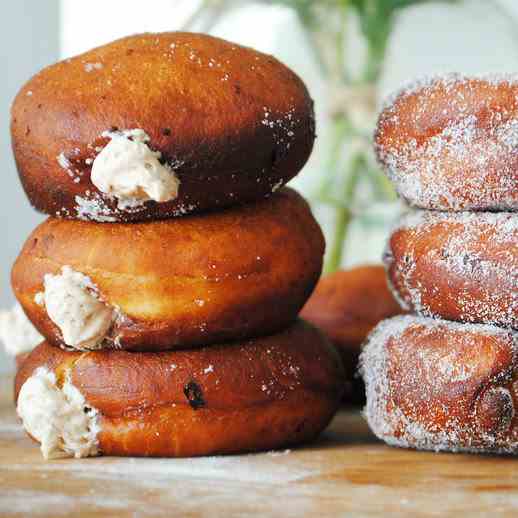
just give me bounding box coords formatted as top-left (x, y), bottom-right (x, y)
top-left (360, 315), bottom-right (518, 454)
top-left (12, 188), bottom-right (324, 352)
top-left (15, 352), bottom-right (31, 370)
top-left (375, 74), bottom-right (518, 211)
top-left (384, 210), bottom-right (517, 329)
top-left (14, 320), bottom-right (344, 458)
top-left (11, 32), bottom-right (315, 222)
top-left (301, 265), bottom-right (404, 402)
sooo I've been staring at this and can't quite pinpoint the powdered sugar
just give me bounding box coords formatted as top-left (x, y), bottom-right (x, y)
top-left (385, 210), bottom-right (518, 329)
top-left (74, 193), bottom-right (117, 223)
top-left (376, 73), bottom-right (518, 211)
top-left (84, 62), bottom-right (103, 73)
top-left (360, 315), bottom-right (518, 454)
top-left (73, 190), bottom-right (197, 222)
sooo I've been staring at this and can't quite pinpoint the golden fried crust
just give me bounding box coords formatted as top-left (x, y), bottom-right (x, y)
top-left (15, 352), bottom-right (31, 371)
top-left (385, 211), bottom-right (517, 329)
top-left (12, 188), bottom-right (325, 351)
top-left (375, 74), bottom-right (518, 211)
top-left (361, 315), bottom-right (518, 454)
top-left (11, 32), bottom-right (315, 222)
top-left (15, 321), bottom-right (345, 457)
top-left (300, 266), bottom-right (403, 403)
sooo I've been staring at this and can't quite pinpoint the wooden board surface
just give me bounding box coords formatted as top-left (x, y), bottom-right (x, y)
top-left (1, 375), bottom-right (518, 517)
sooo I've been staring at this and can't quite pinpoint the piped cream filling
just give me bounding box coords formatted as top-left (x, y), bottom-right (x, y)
top-left (91, 129), bottom-right (180, 209)
top-left (17, 367), bottom-right (100, 459)
top-left (35, 266), bottom-right (114, 350)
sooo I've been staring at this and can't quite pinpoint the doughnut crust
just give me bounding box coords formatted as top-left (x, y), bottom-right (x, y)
top-left (360, 315), bottom-right (518, 454)
top-left (301, 265), bottom-right (403, 402)
top-left (15, 352), bottom-right (31, 370)
top-left (11, 32), bottom-right (315, 222)
top-left (15, 321), bottom-right (344, 457)
top-left (385, 210), bottom-right (517, 329)
top-left (375, 74), bottom-right (518, 211)
top-left (12, 188), bottom-right (324, 351)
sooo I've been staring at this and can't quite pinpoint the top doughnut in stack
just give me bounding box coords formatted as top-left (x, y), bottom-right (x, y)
top-left (10, 32), bottom-right (344, 459)
top-left (361, 74), bottom-right (518, 454)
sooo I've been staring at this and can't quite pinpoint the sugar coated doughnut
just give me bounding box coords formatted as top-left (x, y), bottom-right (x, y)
top-left (361, 315), bottom-right (518, 454)
top-left (375, 74), bottom-right (518, 211)
top-left (385, 210), bottom-right (517, 329)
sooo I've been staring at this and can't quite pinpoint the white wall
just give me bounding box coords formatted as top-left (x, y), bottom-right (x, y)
top-left (0, 1), bottom-right (60, 370)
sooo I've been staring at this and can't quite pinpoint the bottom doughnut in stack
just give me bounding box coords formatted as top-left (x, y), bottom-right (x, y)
top-left (15, 320), bottom-right (344, 458)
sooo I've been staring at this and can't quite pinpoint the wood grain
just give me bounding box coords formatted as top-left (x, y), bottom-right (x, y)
top-left (1, 375), bottom-right (517, 517)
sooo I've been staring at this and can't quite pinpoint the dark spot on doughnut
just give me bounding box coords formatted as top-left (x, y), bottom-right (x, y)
top-left (37, 104), bottom-right (43, 109)
top-left (110, 125), bottom-right (119, 132)
top-left (403, 254), bottom-right (412, 265)
top-left (162, 128), bottom-right (171, 136)
top-left (25, 126), bottom-right (31, 136)
top-left (184, 381), bottom-right (205, 410)
top-left (71, 110), bottom-right (79, 119)
top-left (126, 48), bottom-right (134, 56)
top-left (30, 237), bottom-right (38, 250)
top-left (234, 83), bottom-right (241, 95)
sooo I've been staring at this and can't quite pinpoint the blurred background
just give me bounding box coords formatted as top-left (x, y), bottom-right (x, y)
top-left (2, 0), bottom-right (518, 369)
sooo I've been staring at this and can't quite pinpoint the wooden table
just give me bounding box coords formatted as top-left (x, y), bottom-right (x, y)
top-left (1, 375), bottom-right (517, 517)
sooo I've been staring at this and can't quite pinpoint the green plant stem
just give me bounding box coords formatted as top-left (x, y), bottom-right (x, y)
top-left (324, 152), bottom-right (364, 274)
top-left (317, 117), bottom-right (350, 199)
top-left (323, 7), bottom-right (394, 273)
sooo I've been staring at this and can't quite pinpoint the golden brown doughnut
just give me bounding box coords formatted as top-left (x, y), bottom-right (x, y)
top-left (301, 265), bottom-right (404, 402)
top-left (15, 352), bottom-right (31, 370)
top-left (360, 315), bottom-right (518, 454)
top-left (375, 74), bottom-right (518, 211)
top-left (12, 188), bottom-right (324, 352)
top-left (385, 210), bottom-right (517, 329)
top-left (11, 32), bottom-right (315, 222)
top-left (15, 320), bottom-right (344, 458)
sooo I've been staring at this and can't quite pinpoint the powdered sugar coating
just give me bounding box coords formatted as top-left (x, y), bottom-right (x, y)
top-left (384, 210), bottom-right (517, 329)
top-left (375, 73), bottom-right (518, 211)
top-left (360, 315), bottom-right (518, 454)
top-left (73, 190), bottom-right (198, 223)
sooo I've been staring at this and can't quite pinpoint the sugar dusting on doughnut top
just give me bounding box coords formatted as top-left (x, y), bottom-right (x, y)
top-left (375, 73), bottom-right (518, 211)
top-left (384, 210), bottom-right (518, 329)
top-left (360, 315), bottom-right (518, 454)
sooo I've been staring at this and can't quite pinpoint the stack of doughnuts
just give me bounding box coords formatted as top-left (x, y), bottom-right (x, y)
top-left (361, 74), bottom-right (518, 454)
top-left (9, 32), bottom-right (344, 459)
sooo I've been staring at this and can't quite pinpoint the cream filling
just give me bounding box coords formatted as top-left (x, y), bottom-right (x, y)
top-left (91, 129), bottom-right (180, 209)
top-left (35, 266), bottom-right (114, 350)
top-left (0, 303), bottom-right (42, 356)
top-left (17, 367), bottom-right (100, 459)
